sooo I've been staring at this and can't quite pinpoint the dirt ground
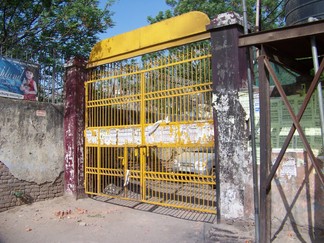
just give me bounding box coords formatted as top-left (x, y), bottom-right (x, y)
top-left (0, 195), bottom-right (320, 243)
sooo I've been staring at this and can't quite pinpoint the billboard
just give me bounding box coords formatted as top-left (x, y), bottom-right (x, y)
top-left (0, 56), bottom-right (39, 101)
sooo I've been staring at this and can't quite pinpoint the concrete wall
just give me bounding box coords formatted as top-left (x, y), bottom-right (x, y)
top-left (0, 161), bottom-right (63, 212)
top-left (0, 97), bottom-right (64, 211)
top-left (271, 151), bottom-right (324, 238)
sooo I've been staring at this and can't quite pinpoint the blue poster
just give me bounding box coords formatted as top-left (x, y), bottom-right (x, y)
top-left (0, 56), bottom-right (39, 101)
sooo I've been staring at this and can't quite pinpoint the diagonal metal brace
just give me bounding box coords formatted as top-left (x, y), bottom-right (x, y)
top-left (264, 57), bottom-right (324, 191)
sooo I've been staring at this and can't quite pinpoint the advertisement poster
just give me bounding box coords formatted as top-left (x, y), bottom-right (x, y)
top-left (0, 56), bottom-right (39, 101)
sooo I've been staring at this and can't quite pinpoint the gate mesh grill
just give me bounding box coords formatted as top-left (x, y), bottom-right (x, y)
top-left (85, 41), bottom-right (216, 213)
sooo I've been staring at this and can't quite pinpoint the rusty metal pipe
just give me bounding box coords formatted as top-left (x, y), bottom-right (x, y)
top-left (242, 0), bottom-right (260, 242)
top-left (310, 36), bottom-right (324, 153)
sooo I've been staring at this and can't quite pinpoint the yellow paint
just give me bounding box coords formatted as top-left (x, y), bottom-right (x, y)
top-left (84, 13), bottom-right (216, 214)
top-left (88, 11), bottom-right (210, 67)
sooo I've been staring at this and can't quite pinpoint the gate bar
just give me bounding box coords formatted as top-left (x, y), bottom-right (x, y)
top-left (88, 12), bottom-right (210, 68)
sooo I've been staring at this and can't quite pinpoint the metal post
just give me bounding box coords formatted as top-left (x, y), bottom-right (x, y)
top-left (255, 0), bottom-right (261, 31)
top-left (258, 53), bottom-right (271, 243)
top-left (310, 36), bottom-right (324, 154)
top-left (242, 0), bottom-right (260, 242)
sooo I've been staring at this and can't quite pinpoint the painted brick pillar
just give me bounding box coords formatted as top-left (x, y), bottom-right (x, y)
top-left (207, 12), bottom-right (253, 220)
top-left (64, 57), bottom-right (86, 197)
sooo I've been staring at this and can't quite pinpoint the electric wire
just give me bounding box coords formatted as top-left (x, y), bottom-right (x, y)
top-left (262, 0), bottom-right (285, 22)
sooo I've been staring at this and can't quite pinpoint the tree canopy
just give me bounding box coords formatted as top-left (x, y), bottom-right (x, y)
top-left (0, 0), bottom-right (114, 101)
top-left (148, 0), bottom-right (285, 31)
top-left (0, 0), bottom-right (114, 60)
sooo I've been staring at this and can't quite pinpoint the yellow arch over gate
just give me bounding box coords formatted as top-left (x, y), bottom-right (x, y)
top-left (88, 11), bottom-right (210, 68)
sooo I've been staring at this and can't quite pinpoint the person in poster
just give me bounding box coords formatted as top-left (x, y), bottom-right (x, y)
top-left (20, 67), bottom-right (38, 101)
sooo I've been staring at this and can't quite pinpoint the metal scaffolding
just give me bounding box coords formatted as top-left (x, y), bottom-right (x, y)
top-left (239, 19), bottom-right (324, 242)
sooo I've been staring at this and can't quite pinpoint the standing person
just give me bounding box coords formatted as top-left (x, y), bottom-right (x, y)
top-left (20, 67), bottom-right (37, 101)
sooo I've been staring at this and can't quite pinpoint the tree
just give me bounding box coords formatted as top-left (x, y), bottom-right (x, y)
top-left (0, 0), bottom-right (115, 101)
top-left (144, 1), bottom-right (287, 120)
top-left (148, 0), bottom-right (285, 31)
top-left (0, 0), bottom-right (114, 57)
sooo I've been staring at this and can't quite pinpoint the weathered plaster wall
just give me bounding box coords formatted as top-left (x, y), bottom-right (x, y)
top-left (212, 90), bottom-right (252, 219)
top-left (213, 91), bottom-right (253, 218)
top-left (0, 161), bottom-right (64, 212)
top-left (63, 57), bottom-right (86, 196)
top-left (0, 97), bottom-right (64, 184)
top-left (271, 151), bottom-right (324, 237)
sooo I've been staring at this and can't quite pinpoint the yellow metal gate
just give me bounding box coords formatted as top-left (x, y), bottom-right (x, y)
top-left (84, 12), bottom-right (216, 214)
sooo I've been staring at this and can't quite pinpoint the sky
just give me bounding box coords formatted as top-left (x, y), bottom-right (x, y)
top-left (99, 0), bottom-right (170, 40)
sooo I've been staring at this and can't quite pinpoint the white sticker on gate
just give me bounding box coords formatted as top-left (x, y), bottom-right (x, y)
top-left (100, 129), bottom-right (117, 145)
top-left (85, 129), bottom-right (99, 145)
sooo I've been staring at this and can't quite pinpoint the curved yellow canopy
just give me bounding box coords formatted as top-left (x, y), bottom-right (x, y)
top-left (88, 11), bottom-right (210, 67)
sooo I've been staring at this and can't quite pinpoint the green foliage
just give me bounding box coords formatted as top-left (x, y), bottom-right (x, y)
top-left (12, 191), bottom-right (24, 198)
top-left (147, 10), bottom-right (173, 24)
top-left (0, 0), bottom-right (115, 101)
top-left (310, 68), bottom-right (324, 81)
top-left (147, 0), bottom-right (285, 31)
top-left (0, 0), bottom-right (114, 59)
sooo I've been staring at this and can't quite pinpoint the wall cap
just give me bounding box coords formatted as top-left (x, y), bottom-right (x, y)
top-left (207, 12), bottom-right (245, 30)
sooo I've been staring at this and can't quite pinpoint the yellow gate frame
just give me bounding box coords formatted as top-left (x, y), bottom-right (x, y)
top-left (85, 11), bottom-right (216, 214)
top-left (87, 11), bottom-right (210, 67)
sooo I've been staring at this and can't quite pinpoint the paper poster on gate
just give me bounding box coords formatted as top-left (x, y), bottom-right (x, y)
top-left (133, 128), bottom-right (141, 145)
top-left (180, 123), bottom-right (214, 144)
top-left (100, 128), bottom-right (117, 145)
top-left (122, 127), bottom-right (141, 145)
top-left (180, 124), bottom-right (197, 144)
top-left (99, 127), bottom-right (141, 145)
top-left (85, 129), bottom-right (99, 145)
top-left (145, 125), bottom-right (178, 144)
top-left (118, 128), bottom-right (135, 145)
top-left (200, 123), bottom-right (214, 144)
